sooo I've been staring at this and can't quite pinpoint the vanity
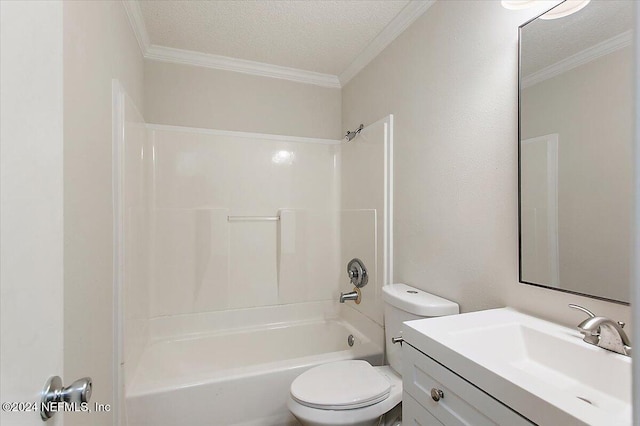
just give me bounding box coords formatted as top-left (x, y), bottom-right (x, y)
top-left (401, 308), bottom-right (631, 426)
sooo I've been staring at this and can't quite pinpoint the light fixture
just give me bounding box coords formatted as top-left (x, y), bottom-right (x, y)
top-left (539, 0), bottom-right (590, 20)
top-left (501, 0), bottom-right (590, 19)
top-left (501, 0), bottom-right (538, 10)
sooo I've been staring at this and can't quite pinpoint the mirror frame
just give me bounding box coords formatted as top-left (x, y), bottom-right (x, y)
top-left (517, 8), bottom-right (630, 306)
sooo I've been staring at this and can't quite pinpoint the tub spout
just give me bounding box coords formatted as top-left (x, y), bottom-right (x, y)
top-left (340, 290), bottom-right (359, 303)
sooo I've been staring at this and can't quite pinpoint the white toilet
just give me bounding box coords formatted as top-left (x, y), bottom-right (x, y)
top-left (287, 283), bottom-right (459, 426)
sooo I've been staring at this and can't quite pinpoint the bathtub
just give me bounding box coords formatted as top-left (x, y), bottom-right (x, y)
top-left (126, 303), bottom-right (383, 426)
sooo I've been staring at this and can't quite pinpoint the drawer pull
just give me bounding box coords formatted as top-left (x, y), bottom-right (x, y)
top-left (431, 388), bottom-right (444, 402)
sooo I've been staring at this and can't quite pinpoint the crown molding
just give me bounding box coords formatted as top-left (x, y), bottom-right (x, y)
top-left (122, 0), bottom-right (150, 54)
top-left (338, 0), bottom-right (436, 86)
top-left (144, 45), bottom-right (341, 88)
top-left (122, 0), bottom-right (340, 88)
top-left (522, 30), bottom-right (633, 88)
top-left (122, 0), bottom-right (435, 89)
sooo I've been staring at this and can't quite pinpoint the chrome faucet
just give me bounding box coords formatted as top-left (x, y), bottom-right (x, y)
top-left (339, 259), bottom-right (367, 303)
top-left (569, 304), bottom-right (632, 356)
top-left (340, 290), bottom-right (359, 303)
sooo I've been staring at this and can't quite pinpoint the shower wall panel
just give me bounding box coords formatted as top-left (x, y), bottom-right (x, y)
top-left (340, 116), bottom-right (393, 327)
top-left (148, 128), bottom-right (341, 317)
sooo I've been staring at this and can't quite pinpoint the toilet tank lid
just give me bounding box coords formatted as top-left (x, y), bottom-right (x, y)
top-left (382, 283), bottom-right (459, 317)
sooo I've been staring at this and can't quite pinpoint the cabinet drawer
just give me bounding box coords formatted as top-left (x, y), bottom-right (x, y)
top-left (403, 343), bottom-right (533, 426)
top-left (403, 393), bottom-right (444, 426)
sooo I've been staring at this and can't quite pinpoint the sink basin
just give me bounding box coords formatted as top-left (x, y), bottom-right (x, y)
top-left (402, 308), bottom-right (631, 426)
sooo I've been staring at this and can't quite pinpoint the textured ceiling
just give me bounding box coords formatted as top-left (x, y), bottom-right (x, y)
top-left (138, 0), bottom-right (411, 75)
top-left (521, 0), bottom-right (634, 76)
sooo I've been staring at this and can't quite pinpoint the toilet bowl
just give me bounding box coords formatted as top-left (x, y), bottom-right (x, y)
top-left (287, 283), bottom-right (459, 426)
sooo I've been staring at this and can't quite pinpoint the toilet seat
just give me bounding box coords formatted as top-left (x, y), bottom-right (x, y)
top-left (290, 360), bottom-right (391, 410)
top-left (287, 365), bottom-right (403, 426)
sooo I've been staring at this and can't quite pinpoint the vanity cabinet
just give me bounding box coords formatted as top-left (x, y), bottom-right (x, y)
top-left (402, 343), bottom-right (534, 426)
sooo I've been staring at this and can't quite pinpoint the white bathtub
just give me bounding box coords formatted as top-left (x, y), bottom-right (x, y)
top-left (126, 303), bottom-right (383, 426)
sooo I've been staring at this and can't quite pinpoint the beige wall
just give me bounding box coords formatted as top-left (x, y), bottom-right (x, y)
top-left (342, 0), bottom-right (631, 329)
top-left (63, 1), bottom-right (144, 425)
top-left (522, 47), bottom-right (633, 302)
top-left (144, 61), bottom-right (342, 139)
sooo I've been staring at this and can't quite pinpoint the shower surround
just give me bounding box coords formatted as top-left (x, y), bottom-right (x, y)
top-left (117, 87), bottom-right (392, 425)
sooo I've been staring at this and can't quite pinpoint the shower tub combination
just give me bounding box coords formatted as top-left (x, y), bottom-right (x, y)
top-left (126, 302), bottom-right (383, 426)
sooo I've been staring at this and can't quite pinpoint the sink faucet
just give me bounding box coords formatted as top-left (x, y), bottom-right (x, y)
top-left (569, 304), bottom-right (632, 356)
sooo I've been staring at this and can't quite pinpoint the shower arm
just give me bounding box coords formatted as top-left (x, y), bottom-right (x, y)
top-left (344, 123), bottom-right (364, 142)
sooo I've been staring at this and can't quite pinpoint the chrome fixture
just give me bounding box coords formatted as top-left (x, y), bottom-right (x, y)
top-left (430, 388), bottom-right (444, 402)
top-left (340, 289), bottom-right (360, 303)
top-left (227, 215), bottom-right (279, 222)
top-left (347, 334), bottom-right (355, 347)
top-left (391, 336), bottom-right (404, 345)
top-left (344, 124), bottom-right (364, 142)
top-left (569, 304), bottom-right (632, 356)
top-left (41, 376), bottom-right (92, 420)
top-left (340, 259), bottom-right (367, 303)
top-left (347, 258), bottom-right (368, 288)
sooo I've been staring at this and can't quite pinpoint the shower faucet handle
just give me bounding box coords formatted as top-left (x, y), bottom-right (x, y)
top-left (346, 258), bottom-right (368, 288)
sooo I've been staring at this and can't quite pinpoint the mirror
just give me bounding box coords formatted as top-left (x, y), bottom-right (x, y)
top-left (518, 0), bottom-right (634, 304)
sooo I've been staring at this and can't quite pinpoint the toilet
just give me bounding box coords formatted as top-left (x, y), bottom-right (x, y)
top-left (287, 283), bottom-right (459, 426)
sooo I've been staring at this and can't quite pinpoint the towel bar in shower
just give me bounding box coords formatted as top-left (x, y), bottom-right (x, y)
top-left (227, 216), bottom-right (280, 222)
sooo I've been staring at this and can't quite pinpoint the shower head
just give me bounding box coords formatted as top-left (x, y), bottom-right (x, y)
top-left (344, 124), bottom-right (364, 142)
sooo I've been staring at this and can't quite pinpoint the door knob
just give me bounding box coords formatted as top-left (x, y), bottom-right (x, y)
top-left (40, 376), bottom-right (92, 420)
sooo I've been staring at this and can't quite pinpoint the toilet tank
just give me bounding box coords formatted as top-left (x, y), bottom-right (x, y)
top-left (382, 283), bottom-right (459, 376)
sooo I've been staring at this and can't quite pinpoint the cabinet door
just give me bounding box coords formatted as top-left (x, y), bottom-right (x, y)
top-left (403, 344), bottom-right (533, 426)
